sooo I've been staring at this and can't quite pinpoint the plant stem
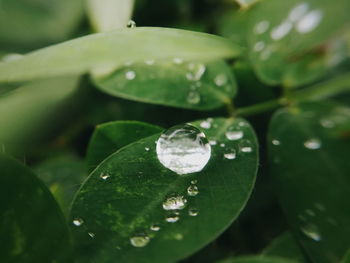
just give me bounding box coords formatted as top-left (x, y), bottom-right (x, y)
top-left (235, 98), bottom-right (283, 117)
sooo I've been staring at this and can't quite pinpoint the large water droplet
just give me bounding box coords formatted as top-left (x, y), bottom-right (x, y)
top-left (288, 2), bottom-right (309, 22)
top-left (296, 10), bottom-right (322, 34)
top-left (156, 124), bottom-right (211, 175)
top-left (127, 20), bottom-right (136, 28)
top-left (270, 21), bottom-right (293, 40)
top-left (73, 218), bottom-right (84, 226)
top-left (130, 234), bottom-right (150, 247)
top-left (304, 138), bottom-right (321, 150)
top-left (187, 185), bottom-right (199, 196)
top-left (163, 196), bottom-right (187, 210)
top-left (301, 224), bottom-right (322, 241)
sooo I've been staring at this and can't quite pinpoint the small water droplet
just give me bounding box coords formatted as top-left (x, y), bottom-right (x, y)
top-left (100, 172), bottom-right (110, 180)
top-left (150, 224), bottom-right (161, 231)
top-left (145, 147), bottom-right (150, 151)
top-left (187, 185), bottom-right (199, 196)
top-left (156, 124), bottom-right (211, 175)
top-left (163, 196), bottom-right (187, 210)
top-left (260, 47), bottom-right (272, 60)
top-left (127, 20), bottom-right (136, 28)
top-left (130, 234), bottom-right (150, 247)
top-left (173, 58), bottom-right (184, 64)
top-left (272, 139), bottom-right (281, 146)
top-left (190, 63), bottom-right (206, 81)
top-left (174, 233), bottom-right (183, 240)
top-left (125, 70), bottom-right (136, 80)
top-left (188, 208), bottom-right (199, 216)
top-left (315, 203), bottom-right (325, 211)
top-left (209, 140), bottom-right (217, 146)
top-left (296, 10), bottom-right (322, 34)
top-left (88, 232), bottom-right (95, 238)
top-left (320, 118), bottom-right (335, 128)
top-left (301, 224), bottom-right (322, 241)
top-left (254, 20), bottom-right (270, 34)
top-left (305, 209), bottom-right (315, 217)
top-left (304, 138), bottom-right (321, 150)
top-left (187, 91), bottom-right (201, 104)
top-left (224, 150), bottom-right (236, 160)
top-left (191, 180), bottom-right (197, 184)
top-left (271, 21), bottom-right (293, 40)
top-left (239, 140), bottom-right (253, 153)
top-left (165, 214), bottom-right (180, 223)
top-left (214, 74), bottom-right (228, 87)
top-left (225, 130), bottom-right (243, 141)
top-left (200, 119), bottom-right (212, 129)
top-left (253, 41), bottom-right (265, 52)
top-left (220, 143), bottom-right (225, 147)
top-left (73, 218), bottom-right (84, 226)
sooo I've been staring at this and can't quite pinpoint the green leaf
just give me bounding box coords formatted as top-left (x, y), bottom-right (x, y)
top-left (0, 27), bottom-right (243, 83)
top-left (218, 256), bottom-right (298, 263)
top-left (0, 0), bottom-right (84, 49)
top-left (0, 77), bottom-right (79, 148)
top-left (86, 121), bottom-right (163, 172)
top-left (0, 154), bottom-right (73, 263)
top-left (263, 232), bottom-right (307, 263)
top-left (341, 249), bottom-right (350, 263)
top-left (268, 102), bottom-right (350, 263)
top-left (70, 117), bottom-right (258, 263)
top-left (87, 0), bottom-right (135, 32)
top-left (248, 0), bottom-right (350, 87)
top-left (34, 154), bottom-right (87, 216)
top-left (93, 60), bottom-right (237, 110)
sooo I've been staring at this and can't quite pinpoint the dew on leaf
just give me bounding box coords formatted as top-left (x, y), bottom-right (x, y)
top-left (130, 234), bottom-right (150, 247)
top-left (165, 214), bottom-right (180, 223)
top-left (187, 91), bottom-right (201, 104)
top-left (239, 140), bottom-right (253, 153)
top-left (145, 147), bottom-right (150, 151)
top-left (304, 138), bottom-right (321, 150)
top-left (214, 74), bottom-right (228, 87)
top-left (73, 218), bottom-right (84, 226)
top-left (288, 2), bottom-right (309, 22)
top-left (224, 151), bottom-right (236, 160)
top-left (188, 208), bottom-right (199, 217)
top-left (125, 70), bottom-right (136, 80)
top-left (209, 140), bottom-right (217, 146)
top-left (253, 41), bottom-right (265, 52)
top-left (225, 130), bottom-right (243, 141)
top-left (270, 21), bottom-right (293, 40)
top-left (127, 20), bottom-right (136, 28)
top-left (296, 10), bottom-right (323, 34)
top-left (156, 124), bottom-right (211, 175)
top-left (163, 196), bottom-right (187, 210)
top-left (150, 224), bottom-right (161, 231)
top-left (191, 180), bottom-right (197, 184)
top-left (187, 185), bottom-right (199, 196)
top-left (100, 173), bottom-right (110, 180)
top-left (301, 224), bottom-right (322, 241)
top-left (272, 139), bottom-right (281, 146)
top-left (200, 119), bottom-right (212, 129)
top-left (254, 20), bottom-right (270, 34)
top-left (88, 232), bottom-right (95, 238)
top-left (173, 58), bottom-right (184, 64)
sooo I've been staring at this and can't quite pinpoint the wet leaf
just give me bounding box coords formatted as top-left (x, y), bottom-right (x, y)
top-left (268, 102), bottom-right (350, 263)
top-left (93, 60), bottom-right (237, 110)
top-left (86, 121), bottom-right (162, 172)
top-left (0, 154), bottom-right (73, 263)
top-left (263, 232), bottom-right (307, 263)
top-left (0, 27), bottom-right (243, 83)
top-left (248, 0), bottom-right (350, 86)
top-left (70, 118), bottom-right (258, 263)
top-left (218, 256), bottom-right (298, 263)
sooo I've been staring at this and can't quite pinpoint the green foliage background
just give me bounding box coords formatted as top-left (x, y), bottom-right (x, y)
top-left (0, 0), bottom-right (349, 262)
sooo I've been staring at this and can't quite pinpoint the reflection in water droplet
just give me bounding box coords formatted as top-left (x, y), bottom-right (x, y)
top-left (88, 232), bottom-right (95, 238)
top-left (100, 173), bottom-right (110, 180)
top-left (240, 140), bottom-right (253, 153)
top-left (254, 41), bottom-right (265, 52)
top-left (163, 196), bottom-right (187, 210)
top-left (224, 151), bottom-right (236, 160)
top-left (127, 20), bottom-right (136, 28)
top-left (226, 130), bottom-right (243, 141)
top-left (156, 124), bottom-right (211, 175)
top-left (189, 208), bottom-right (199, 216)
top-left (130, 234), bottom-right (150, 247)
top-left (301, 224), bottom-right (322, 241)
top-left (187, 91), bottom-right (201, 104)
top-left (296, 10), bottom-right (322, 34)
top-left (271, 21), bottom-right (293, 40)
top-left (125, 70), bottom-right (136, 80)
top-left (304, 138), bottom-right (321, 150)
top-left (254, 20), bottom-right (270, 34)
top-left (272, 139), bottom-right (281, 146)
top-left (187, 185), bottom-right (199, 196)
top-left (165, 213), bottom-right (180, 223)
top-left (288, 2), bottom-right (309, 22)
top-left (150, 224), bottom-right (161, 231)
top-left (214, 74), bottom-right (228, 87)
top-left (209, 140), bottom-right (217, 146)
top-left (73, 218), bottom-right (84, 226)
top-left (173, 58), bottom-right (184, 64)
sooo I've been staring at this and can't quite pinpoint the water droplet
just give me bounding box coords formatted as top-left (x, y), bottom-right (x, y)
top-left (288, 2), bottom-right (309, 22)
top-left (304, 138), bottom-right (321, 150)
top-left (214, 74), bottom-right (228, 87)
top-left (320, 118), bottom-right (335, 128)
top-left (254, 20), bottom-right (270, 34)
top-left (305, 209), bottom-right (315, 217)
top-left (220, 143), bottom-right (225, 148)
top-left (239, 140), bottom-right (253, 153)
top-left (271, 21), bottom-right (293, 40)
top-left (174, 233), bottom-right (183, 240)
top-left (150, 224), bottom-right (161, 231)
top-left (173, 58), bottom-right (184, 64)
top-left (130, 234), bottom-right (150, 247)
top-left (188, 208), bottom-right (199, 216)
top-left (156, 124), bottom-right (211, 175)
top-left (301, 224), bottom-right (322, 241)
top-left (272, 139), bottom-right (281, 146)
top-left (191, 180), bottom-right (197, 184)
top-left (88, 232), bottom-right (95, 238)
top-left (315, 203), bottom-right (325, 211)
top-left (187, 91), bottom-right (201, 104)
top-left (125, 70), bottom-right (136, 80)
top-left (73, 218), bottom-right (84, 226)
top-left (100, 172), bottom-right (110, 180)
top-left (296, 10), bottom-right (322, 34)
top-left (224, 150), bottom-right (236, 160)
top-left (209, 140), bottom-right (217, 146)
top-left (187, 185), bottom-right (199, 196)
top-left (191, 63), bottom-right (206, 81)
top-left (200, 119), bottom-right (212, 129)
top-left (163, 196), bottom-right (187, 210)
top-left (253, 41), bottom-right (265, 52)
top-left (145, 147), bottom-right (150, 151)
top-left (225, 130), bottom-right (243, 141)
top-left (260, 47), bottom-right (272, 60)
top-left (165, 214), bottom-right (180, 223)
top-left (127, 20), bottom-right (136, 28)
